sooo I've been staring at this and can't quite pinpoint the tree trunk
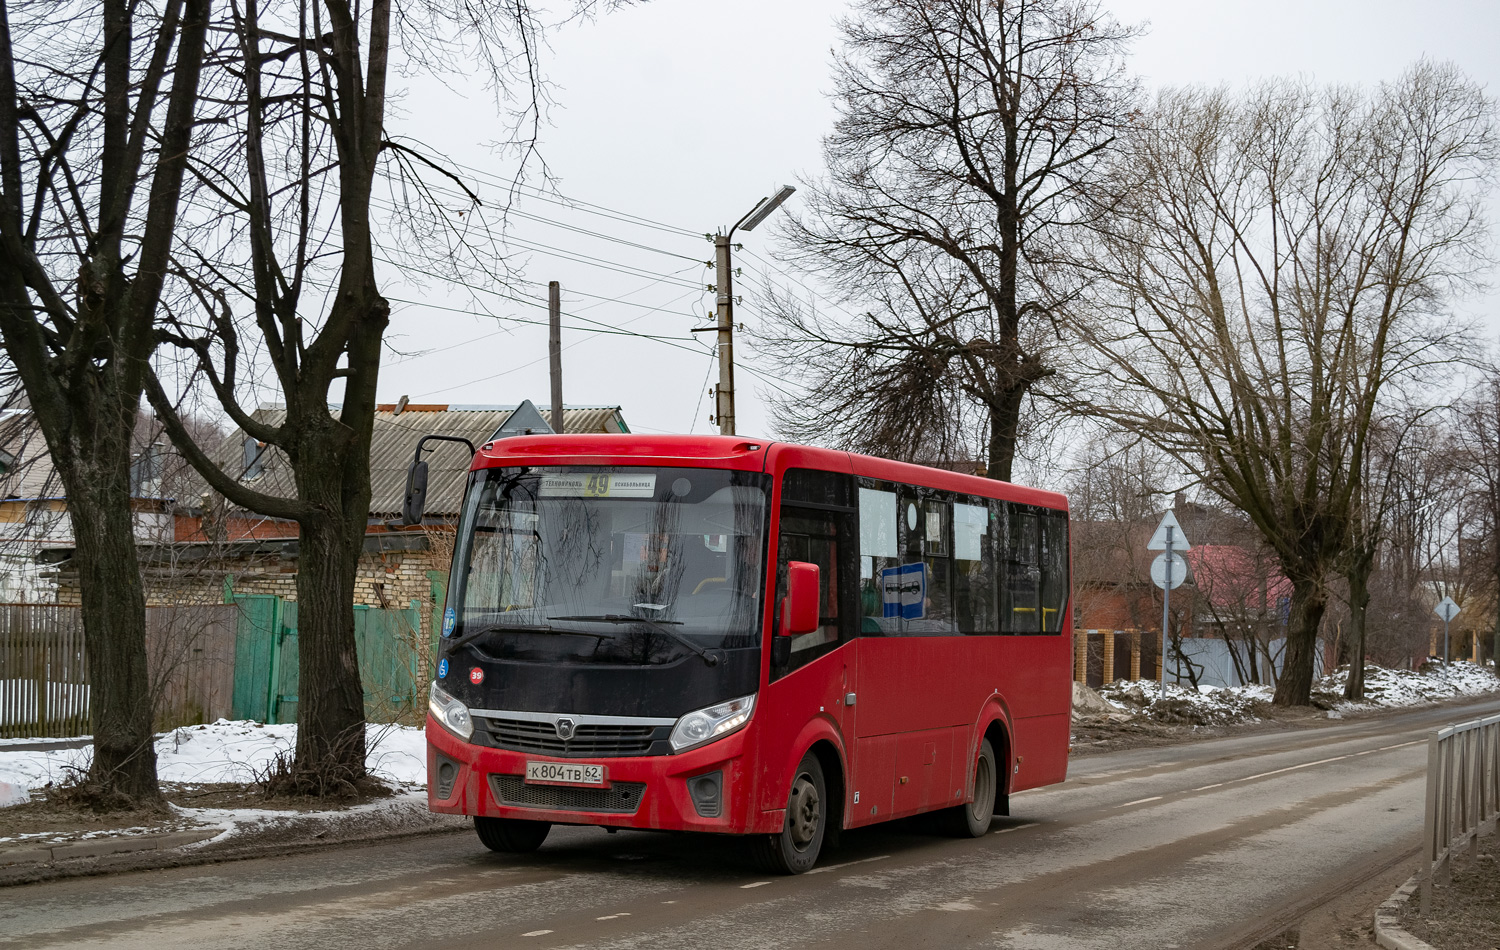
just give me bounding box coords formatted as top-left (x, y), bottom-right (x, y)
top-left (290, 475), bottom-right (369, 786)
top-left (1274, 576), bottom-right (1327, 706)
top-left (56, 423), bottom-right (163, 805)
top-left (283, 362), bottom-right (382, 786)
top-left (985, 386), bottom-right (1025, 482)
top-left (1343, 559), bottom-right (1371, 701)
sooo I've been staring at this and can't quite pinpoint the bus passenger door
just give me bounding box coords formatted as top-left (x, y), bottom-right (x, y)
top-left (759, 484), bottom-right (859, 817)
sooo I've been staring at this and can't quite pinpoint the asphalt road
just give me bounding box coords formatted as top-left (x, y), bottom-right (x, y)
top-left (5, 697), bottom-right (1498, 950)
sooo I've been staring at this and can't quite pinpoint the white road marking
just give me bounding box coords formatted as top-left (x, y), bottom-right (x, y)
top-left (522, 931), bottom-right (554, 937)
top-left (807, 855), bottom-right (892, 874)
top-left (596, 913), bottom-right (633, 920)
top-left (1133, 739), bottom-right (1422, 803)
top-left (993, 822), bottom-right (1039, 834)
top-left (741, 881), bottom-right (772, 889)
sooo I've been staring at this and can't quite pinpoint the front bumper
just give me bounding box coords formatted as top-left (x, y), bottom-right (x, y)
top-left (426, 714), bottom-right (775, 834)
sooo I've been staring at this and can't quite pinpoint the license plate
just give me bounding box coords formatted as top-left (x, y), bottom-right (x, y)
top-left (525, 761), bottom-right (606, 787)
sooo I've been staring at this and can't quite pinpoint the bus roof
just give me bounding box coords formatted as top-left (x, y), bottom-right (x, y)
top-left (473, 434), bottom-right (1067, 511)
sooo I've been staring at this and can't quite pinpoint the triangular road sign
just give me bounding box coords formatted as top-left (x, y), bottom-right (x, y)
top-left (489, 399), bottom-right (555, 440)
top-left (1147, 510), bottom-right (1192, 551)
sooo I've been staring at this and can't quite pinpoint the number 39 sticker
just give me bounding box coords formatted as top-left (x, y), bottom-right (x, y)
top-left (469, 667), bottom-right (485, 685)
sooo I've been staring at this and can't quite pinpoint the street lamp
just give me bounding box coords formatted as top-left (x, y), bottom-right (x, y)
top-left (705, 186), bottom-right (796, 436)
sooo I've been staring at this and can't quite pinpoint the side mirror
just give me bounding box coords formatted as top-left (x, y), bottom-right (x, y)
top-left (781, 561), bottom-right (821, 636)
top-left (401, 458), bottom-right (429, 525)
top-left (398, 434), bottom-right (477, 527)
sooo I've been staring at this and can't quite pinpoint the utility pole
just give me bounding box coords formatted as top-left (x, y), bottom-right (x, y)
top-left (548, 281), bottom-right (563, 434)
top-left (712, 236), bottom-right (736, 436)
top-left (705, 185), bottom-right (797, 438)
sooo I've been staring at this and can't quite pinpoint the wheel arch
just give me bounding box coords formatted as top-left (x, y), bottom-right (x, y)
top-left (979, 705), bottom-right (1014, 817)
top-left (804, 738), bottom-right (845, 846)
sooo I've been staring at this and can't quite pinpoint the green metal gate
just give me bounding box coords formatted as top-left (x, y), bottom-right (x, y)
top-left (231, 594), bottom-right (424, 725)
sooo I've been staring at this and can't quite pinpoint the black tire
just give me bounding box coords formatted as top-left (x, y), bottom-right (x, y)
top-left (939, 738), bottom-right (996, 838)
top-left (750, 752), bottom-right (827, 874)
top-left (474, 816), bottom-right (551, 853)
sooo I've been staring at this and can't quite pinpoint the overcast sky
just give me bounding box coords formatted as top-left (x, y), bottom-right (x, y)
top-left (375, 0), bottom-right (1500, 449)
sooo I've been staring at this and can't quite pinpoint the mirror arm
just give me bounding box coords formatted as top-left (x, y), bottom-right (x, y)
top-left (413, 434), bottom-right (477, 462)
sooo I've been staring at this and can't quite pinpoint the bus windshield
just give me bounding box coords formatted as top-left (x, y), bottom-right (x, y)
top-left (446, 466), bottom-right (769, 665)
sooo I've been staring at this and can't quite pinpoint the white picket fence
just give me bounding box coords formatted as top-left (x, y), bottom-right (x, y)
top-left (1420, 711), bottom-right (1500, 913)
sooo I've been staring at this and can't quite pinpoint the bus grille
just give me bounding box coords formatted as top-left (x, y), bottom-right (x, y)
top-left (481, 718), bottom-right (661, 757)
top-left (491, 775), bottom-right (646, 813)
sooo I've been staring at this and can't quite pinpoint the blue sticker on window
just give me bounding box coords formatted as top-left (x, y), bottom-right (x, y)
top-left (442, 607), bottom-right (456, 637)
top-left (438, 658), bottom-right (449, 679)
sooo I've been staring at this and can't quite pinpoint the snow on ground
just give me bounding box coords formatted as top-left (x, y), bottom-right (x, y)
top-left (1090, 660), bottom-right (1499, 725)
top-left (0, 720), bottom-right (428, 803)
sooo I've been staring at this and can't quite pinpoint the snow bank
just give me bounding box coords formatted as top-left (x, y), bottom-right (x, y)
top-left (1092, 661), bottom-right (1498, 725)
top-left (0, 720), bottom-right (428, 802)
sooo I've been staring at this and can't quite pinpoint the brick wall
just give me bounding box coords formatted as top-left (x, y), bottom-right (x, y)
top-left (54, 544), bottom-right (453, 646)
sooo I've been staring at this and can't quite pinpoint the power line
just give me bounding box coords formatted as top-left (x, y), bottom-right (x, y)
top-left (379, 176), bottom-right (705, 264)
top-left (367, 196), bottom-right (705, 292)
top-left (441, 158), bottom-right (702, 239)
top-left (370, 250), bottom-right (699, 342)
top-left (385, 293), bottom-right (703, 354)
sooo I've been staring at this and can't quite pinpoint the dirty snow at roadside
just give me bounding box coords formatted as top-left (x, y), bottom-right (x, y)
top-left (1086, 661), bottom-right (1498, 725)
top-left (0, 720), bottom-right (427, 801)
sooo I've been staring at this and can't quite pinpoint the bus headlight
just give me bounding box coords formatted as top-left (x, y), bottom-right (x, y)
top-left (670, 694), bottom-right (755, 753)
top-left (428, 682), bottom-right (474, 741)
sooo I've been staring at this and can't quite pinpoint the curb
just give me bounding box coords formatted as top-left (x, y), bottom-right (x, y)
top-left (1374, 873), bottom-right (1437, 950)
top-left (0, 809), bottom-right (468, 887)
top-left (0, 828), bottom-right (221, 868)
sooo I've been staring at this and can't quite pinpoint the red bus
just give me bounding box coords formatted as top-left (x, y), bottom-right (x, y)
top-left (421, 435), bottom-right (1071, 873)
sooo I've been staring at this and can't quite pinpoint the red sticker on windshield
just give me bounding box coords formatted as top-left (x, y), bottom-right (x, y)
top-left (469, 667), bottom-right (484, 685)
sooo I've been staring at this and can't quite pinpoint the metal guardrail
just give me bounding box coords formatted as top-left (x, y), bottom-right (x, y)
top-left (1420, 711), bottom-right (1500, 914)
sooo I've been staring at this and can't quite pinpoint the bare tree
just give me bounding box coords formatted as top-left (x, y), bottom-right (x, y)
top-left (1339, 409), bottom-right (1446, 699)
top-left (757, 0), bottom-right (1138, 480)
top-left (142, 0), bottom-right (619, 789)
top-left (1071, 65), bottom-right (1496, 705)
top-left (1452, 371), bottom-right (1500, 673)
top-left (0, 0), bottom-right (214, 804)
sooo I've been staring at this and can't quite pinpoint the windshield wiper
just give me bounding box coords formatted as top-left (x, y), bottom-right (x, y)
top-left (446, 623), bottom-right (609, 652)
top-left (548, 614), bottom-right (720, 667)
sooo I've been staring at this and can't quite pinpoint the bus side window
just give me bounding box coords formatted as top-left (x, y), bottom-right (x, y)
top-left (916, 497), bottom-right (954, 634)
top-left (1040, 511), bottom-right (1070, 632)
top-left (858, 486), bottom-right (899, 635)
top-left (954, 501), bottom-right (996, 633)
top-left (1002, 505), bottom-right (1041, 634)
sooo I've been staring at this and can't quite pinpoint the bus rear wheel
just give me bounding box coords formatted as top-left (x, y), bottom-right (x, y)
top-left (474, 816), bottom-right (551, 853)
top-left (750, 752), bottom-right (826, 874)
top-left (940, 738), bottom-right (996, 838)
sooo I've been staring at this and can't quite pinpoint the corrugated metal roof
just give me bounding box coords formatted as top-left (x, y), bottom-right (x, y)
top-left (214, 403), bottom-right (629, 518)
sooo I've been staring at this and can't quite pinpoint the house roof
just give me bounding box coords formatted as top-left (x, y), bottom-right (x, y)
top-left (216, 402), bottom-right (630, 519)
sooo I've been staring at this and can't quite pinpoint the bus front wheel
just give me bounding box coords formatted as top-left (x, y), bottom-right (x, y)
top-left (751, 752), bottom-right (827, 874)
top-left (474, 816), bottom-right (551, 853)
top-left (940, 738), bottom-right (997, 838)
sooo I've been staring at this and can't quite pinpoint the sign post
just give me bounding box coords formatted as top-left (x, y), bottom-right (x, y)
top-left (1433, 596), bottom-right (1461, 666)
top-left (1148, 511), bottom-right (1192, 691)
